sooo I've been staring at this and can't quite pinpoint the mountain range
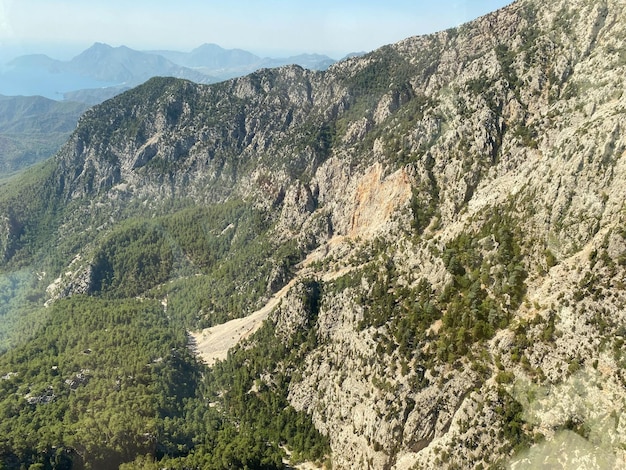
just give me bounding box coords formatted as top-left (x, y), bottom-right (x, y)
top-left (0, 43), bottom-right (340, 175)
top-left (1, 42), bottom-right (339, 105)
top-left (152, 43), bottom-right (337, 76)
top-left (0, 0), bottom-right (626, 468)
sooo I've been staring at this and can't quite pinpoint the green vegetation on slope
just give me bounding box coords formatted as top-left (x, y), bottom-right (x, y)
top-left (0, 147), bottom-right (321, 469)
top-left (0, 296), bottom-right (200, 469)
top-left (350, 207), bottom-right (527, 367)
top-left (0, 95), bottom-right (89, 174)
top-left (0, 290), bottom-right (329, 469)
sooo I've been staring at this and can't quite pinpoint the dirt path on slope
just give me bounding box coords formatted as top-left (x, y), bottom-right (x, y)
top-left (188, 277), bottom-right (299, 366)
top-left (189, 242), bottom-right (355, 366)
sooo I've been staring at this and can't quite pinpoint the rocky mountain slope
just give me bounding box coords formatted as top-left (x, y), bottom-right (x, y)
top-left (0, 43), bottom-right (337, 173)
top-left (1, 0), bottom-right (626, 468)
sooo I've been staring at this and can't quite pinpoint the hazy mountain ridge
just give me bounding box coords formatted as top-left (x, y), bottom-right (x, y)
top-left (150, 43), bottom-right (262, 71)
top-left (151, 43), bottom-right (338, 72)
top-left (1, 42), bottom-right (338, 104)
top-left (66, 42), bottom-right (211, 85)
top-left (0, 43), bottom-right (338, 173)
top-left (3, 43), bottom-right (213, 102)
top-left (0, 95), bottom-right (87, 134)
top-left (0, 95), bottom-right (89, 175)
top-left (0, 0), bottom-right (626, 468)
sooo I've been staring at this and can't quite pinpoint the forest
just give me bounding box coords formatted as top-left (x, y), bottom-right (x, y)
top-left (0, 192), bottom-right (325, 469)
top-left (0, 288), bottom-right (328, 469)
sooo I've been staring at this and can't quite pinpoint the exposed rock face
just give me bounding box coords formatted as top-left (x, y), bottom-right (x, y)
top-left (283, 0), bottom-right (626, 467)
top-left (2, 0), bottom-right (626, 467)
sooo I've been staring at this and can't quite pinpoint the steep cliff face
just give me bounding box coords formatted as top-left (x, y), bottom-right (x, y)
top-left (1, 0), bottom-right (626, 468)
top-left (279, 0), bottom-right (626, 467)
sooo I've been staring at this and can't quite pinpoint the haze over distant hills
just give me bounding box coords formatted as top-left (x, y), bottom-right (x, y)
top-left (152, 43), bottom-right (338, 76)
top-left (0, 42), bottom-right (341, 105)
top-left (0, 94), bottom-right (89, 176)
top-left (0, 42), bottom-right (343, 173)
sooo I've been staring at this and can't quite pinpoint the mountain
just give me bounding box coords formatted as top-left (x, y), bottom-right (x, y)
top-left (260, 53), bottom-right (336, 71)
top-left (61, 85), bottom-right (131, 106)
top-left (0, 95), bottom-right (88, 134)
top-left (6, 54), bottom-right (61, 71)
top-left (0, 95), bottom-right (89, 175)
top-left (0, 43), bottom-right (336, 173)
top-left (0, 55), bottom-right (116, 102)
top-left (67, 42), bottom-right (212, 85)
top-left (152, 43), bottom-right (262, 69)
top-left (151, 43), bottom-right (337, 79)
top-left (0, 44), bottom-right (216, 170)
top-left (1, 43), bottom-right (338, 104)
top-left (1, 0), bottom-right (626, 468)
top-left (0, 43), bottom-right (215, 103)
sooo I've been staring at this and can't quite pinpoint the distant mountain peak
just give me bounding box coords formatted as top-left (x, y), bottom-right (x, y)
top-left (7, 53), bottom-right (59, 69)
top-left (77, 42), bottom-right (121, 56)
top-left (2, 42), bottom-right (338, 104)
top-left (90, 41), bottom-right (112, 49)
top-left (191, 43), bottom-right (226, 52)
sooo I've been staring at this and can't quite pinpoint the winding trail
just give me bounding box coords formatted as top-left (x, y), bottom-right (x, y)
top-left (188, 237), bottom-right (356, 366)
top-left (188, 276), bottom-right (300, 366)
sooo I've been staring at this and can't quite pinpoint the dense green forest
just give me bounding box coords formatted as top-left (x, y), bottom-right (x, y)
top-left (0, 294), bottom-right (328, 469)
top-left (0, 191), bottom-right (301, 350)
top-left (0, 181), bottom-right (324, 469)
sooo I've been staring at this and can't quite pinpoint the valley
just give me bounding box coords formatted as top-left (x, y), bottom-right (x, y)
top-left (0, 0), bottom-right (626, 468)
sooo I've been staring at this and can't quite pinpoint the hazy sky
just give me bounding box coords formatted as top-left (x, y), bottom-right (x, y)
top-left (0, 0), bottom-right (514, 60)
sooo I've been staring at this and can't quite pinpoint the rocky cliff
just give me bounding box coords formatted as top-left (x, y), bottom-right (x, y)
top-left (1, 0), bottom-right (626, 468)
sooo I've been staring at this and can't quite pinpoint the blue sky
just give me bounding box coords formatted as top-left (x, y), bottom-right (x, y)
top-left (0, 0), bottom-right (514, 60)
